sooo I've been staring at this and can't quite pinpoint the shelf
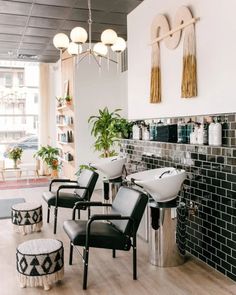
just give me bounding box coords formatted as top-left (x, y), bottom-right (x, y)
top-left (57, 104), bottom-right (73, 111)
top-left (57, 141), bottom-right (74, 145)
top-left (56, 124), bottom-right (73, 128)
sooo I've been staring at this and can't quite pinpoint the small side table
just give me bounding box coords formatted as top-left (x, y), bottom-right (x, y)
top-left (11, 202), bottom-right (43, 235)
top-left (16, 239), bottom-right (64, 290)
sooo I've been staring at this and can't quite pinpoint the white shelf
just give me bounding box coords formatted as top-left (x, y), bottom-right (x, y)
top-left (57, 104), bottom-right (73, 111)
top-left (57, 141), bottom-right (74, 145)
top-left (56, 124), bottom-right (73, 128)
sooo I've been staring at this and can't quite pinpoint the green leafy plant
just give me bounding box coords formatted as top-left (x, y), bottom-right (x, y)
top-left (56, 96), bottom-right (64, 107)
top-left (88, 107), bottom-right (122, 158)
top-left (65, 95), bottom-right (72, 103)
top-left (8, 147), bottom-right (23, 161)
top-left (114, 118), bottom-right (133, 139)
top-left (75, 164), bottom-right (96, 177)
top-left (34, 145), bottom-right (61, 171)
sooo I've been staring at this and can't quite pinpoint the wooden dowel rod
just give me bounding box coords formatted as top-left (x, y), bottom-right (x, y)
top-left (150, 17), bottom-right (200, 45)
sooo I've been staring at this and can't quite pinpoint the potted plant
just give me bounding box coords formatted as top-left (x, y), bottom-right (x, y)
top-left (34, 145), bottom-right (61, 178)
top-left (8, 147), bottom-right (23, 168)
top-left (56, 96), bottom-right (64, 108)
top-left (64, 95), bottom-right (72, 106)
top-left (88, 107), bottom-right (122, 158)
top-left (114, 118), bottom-right (133, 139)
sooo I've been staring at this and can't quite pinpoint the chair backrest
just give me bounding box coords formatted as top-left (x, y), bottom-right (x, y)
top-left (74, 169), bottom-right (99, 200)
top-left (110, 186), bottom-right (148, 236)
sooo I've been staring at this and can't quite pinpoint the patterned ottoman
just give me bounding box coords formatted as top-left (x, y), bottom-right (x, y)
top-left (16, 239), bottom-right (64, 290)
top-left (11, 202), bottom-right (42, 235)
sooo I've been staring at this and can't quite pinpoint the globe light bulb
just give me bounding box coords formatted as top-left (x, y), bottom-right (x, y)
top-left (53, 33), bottom-right (69, 50)
top-left (101, 29), bottom-right (118, 46)
top-left (70, 27), bottom-right (88, 44)
top-left (93, 42), bottom-right (108, 56)
top-left (111, 37), bottom-right (126, 52)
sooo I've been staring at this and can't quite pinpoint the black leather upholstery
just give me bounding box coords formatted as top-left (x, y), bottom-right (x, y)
top-left (43, 191), bottom-right (83, 208)
top-left (63, 186), bottom-right (148, 289)
top-left (42, 169), bottom-right (98, 234)
top-left (64, 220), bottom-right (131, 250)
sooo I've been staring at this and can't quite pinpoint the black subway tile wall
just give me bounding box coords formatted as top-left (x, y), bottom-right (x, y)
top-left (120, 113), bottom-right (236, 281)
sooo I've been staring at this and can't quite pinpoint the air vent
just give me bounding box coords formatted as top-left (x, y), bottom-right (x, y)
top-left (121, 48), bottom-right (128, 72)
top-left (18, 54), bottom-right (38, 60)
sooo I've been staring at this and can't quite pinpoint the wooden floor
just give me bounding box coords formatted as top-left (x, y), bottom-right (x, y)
top-left (0, 187), bottom-right (235, 295)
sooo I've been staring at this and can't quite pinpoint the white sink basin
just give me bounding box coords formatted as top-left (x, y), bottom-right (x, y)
top-left (126, 167), bottom-right (186, 203)
top-left (90, 156), bottom-right (126, 180)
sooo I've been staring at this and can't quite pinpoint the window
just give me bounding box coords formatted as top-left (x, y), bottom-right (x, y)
top-left (0, 61), bottom-right (39, 160)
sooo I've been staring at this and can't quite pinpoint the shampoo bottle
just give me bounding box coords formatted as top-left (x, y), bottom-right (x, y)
top-left (208, 119), bottom-right (215, 145)
top-left (212, 118), bottom-right (222, 146)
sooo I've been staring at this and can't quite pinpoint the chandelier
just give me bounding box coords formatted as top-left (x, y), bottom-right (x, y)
top-left (53, 0), bottom-right (126, 68)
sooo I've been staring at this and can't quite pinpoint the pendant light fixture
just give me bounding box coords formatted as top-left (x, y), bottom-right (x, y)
top-left (53, 0), bottom-right (126, 68)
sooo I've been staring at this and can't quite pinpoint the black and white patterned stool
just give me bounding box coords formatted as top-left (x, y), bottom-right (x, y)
top-left (16, 239), bottom-right (64, 290)
top-left (11, 202), bottom-right (43, 235)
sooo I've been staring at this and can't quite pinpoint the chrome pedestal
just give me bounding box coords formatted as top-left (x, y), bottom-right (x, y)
top-left (149, 199), bottom-right (186, 267)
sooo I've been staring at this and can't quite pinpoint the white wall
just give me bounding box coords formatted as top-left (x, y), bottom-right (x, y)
top-left (74, 57), bottom-right (127, 167)
top-left (128, 0), bottom-right (236, 119)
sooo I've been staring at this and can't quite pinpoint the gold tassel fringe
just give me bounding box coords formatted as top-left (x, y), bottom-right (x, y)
top-left (181, 54), bottom-right (197, 98)
top-left (150, 66), bottom-right (161, 103)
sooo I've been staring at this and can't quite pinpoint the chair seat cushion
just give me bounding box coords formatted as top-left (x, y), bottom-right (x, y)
top-left (63, 220), bottom-right (131, 251)
top-left (43, 191), bottom-right (83, 208)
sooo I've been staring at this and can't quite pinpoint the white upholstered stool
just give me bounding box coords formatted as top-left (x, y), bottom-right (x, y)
top-left (16, 239), bottom-right (64, 290)
top-left (11, 202), bottom-right (43, 235)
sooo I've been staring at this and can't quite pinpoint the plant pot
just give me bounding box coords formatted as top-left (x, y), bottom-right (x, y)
top-left (13, 160), bottom-right (18, 169)
top-left (65, 100), bottom-right (72, 106)
top-left (51, 169), bottom-right (59, 179)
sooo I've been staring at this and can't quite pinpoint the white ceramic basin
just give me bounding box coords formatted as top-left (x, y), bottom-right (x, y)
top-left (90, 156), bottom-right (126, 180)
top-left (126, 167), bottom-right (186, 203)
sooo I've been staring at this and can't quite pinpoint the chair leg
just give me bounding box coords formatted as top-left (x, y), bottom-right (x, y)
top-left (133, 237), bottom-right (137, 280)
top-left (112, 249), bottom-right (116, 258)
top-left (77, 209), bottom-right (80, 219)
top-left (54, 207), bottom-right (58, 234)
top-left (69, 242), bottom-right (73, 265)
top-left (83, 247), bottom-right (90, 290)
top-left (47, 206), bottom-right (50, 223)
top-left (88, 207), bottom-right (91, 219)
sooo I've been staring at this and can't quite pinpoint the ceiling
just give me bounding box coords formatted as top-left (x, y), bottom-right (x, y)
top-left (0, 0), bottom-right (143, 63)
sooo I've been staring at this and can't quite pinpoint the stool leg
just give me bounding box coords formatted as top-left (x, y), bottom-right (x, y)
top-left (54, 207), bottom-right (58, 234)
top-left (112, 249), bottom-right (116, 258)
top-left (47, 206), bottom-right (50, 223)
top-left (69, 242), bottom-right (73, 265)
top-left (44, 283), bottom-right (50, 291)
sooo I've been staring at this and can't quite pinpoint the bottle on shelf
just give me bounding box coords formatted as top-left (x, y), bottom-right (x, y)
top-left (208, 118), bottom-right (215, 145)
top-left (132, 121), bottom-right (141, 140)
top-left (149, 120), bottom-right (155, 141)
top-left (142, 122), bottom-right (150, 141)
top-left (177, 118), bottom-right (187, 143)
top-left (197, 123), bottom-right (204, 145)
top-left (212, 117), bottom-right (222, 146)
top-left (186, 118), bottom-right (195, 143)
top-left (190, 123), bottom-right (199, 144)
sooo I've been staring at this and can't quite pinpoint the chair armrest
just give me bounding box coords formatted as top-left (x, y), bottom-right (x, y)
top-left (55, 185), bottom-right (88, 207)
top-left (73, 201), bottom-right (112, 210)
top-left (72, 202), bottom-right (112, 219)
top-left (89, 214), bottom-right (132, 222)
top-left (49, 178), bottom-right (76, 191)
top-left (85, 215), bottom-right (134, 247)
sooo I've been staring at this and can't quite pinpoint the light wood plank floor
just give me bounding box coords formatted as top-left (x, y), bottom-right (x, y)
top-left (0, 187), bottom-right (235, 295)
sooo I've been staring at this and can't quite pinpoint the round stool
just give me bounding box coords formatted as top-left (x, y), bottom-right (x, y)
top-left (16, 239), bottom-right (64, 290)
top-left (11, 202), bottom-right (43, 235)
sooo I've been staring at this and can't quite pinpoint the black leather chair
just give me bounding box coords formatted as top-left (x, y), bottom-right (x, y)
top-left (63, 186), bottom-right (148, 289)
top-left (43, 169), bottom-right (98, 234)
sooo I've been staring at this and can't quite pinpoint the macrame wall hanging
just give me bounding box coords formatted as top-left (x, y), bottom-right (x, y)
top-left (150, 6), bottom-right (199, 103)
